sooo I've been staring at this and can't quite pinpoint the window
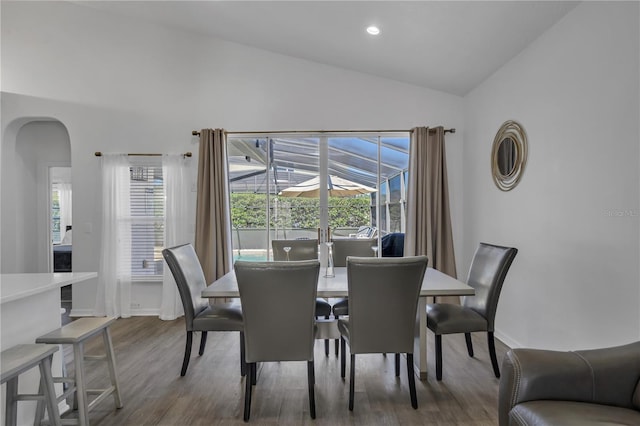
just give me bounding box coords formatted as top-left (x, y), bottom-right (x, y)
top-left (129, 163), bottom-right (164, 279)
top-left (226, 132), bottom-right (410, 260)
top-left (51, 187), bottom-right (61, 243)
top-left (50, 178), bottom-right (72, 245)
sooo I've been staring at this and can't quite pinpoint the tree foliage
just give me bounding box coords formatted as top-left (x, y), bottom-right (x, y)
top-left (230, 193), bottom-right (371, 229)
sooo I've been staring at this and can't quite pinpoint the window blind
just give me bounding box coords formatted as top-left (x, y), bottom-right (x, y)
top-left (129, 164), bottom-right (164, 279)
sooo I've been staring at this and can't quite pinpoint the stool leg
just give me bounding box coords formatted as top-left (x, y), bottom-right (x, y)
top-left (35, 375), bottom-right (46, 426)
top-left (5, 377), bottom-right (19, 426)
top-left (73, 342), bottom-right (89, 426)
top-left (40, 355), bottom-right (62, 426)
top-left (103, 327), bottom-right (123, 408)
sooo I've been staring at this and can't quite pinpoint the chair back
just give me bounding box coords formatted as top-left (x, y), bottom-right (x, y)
top-left (235, 260), bottom-right (320, 363)
top-left (346, 256), bottom-right (428, 354)
top-left (462, 243), bottom-right (518, 330)
top-left (381, 233), bottom-right (405, 257)
top-left (272, 239), bottom-right (318, 261)
top-left (332, 238), bottom-right (377, 267)
top-left (162, 244), bottom-right (210, 331)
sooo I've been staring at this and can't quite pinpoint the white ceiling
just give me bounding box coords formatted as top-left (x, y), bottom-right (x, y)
top-left (79, 1), bottom-right (579, 96)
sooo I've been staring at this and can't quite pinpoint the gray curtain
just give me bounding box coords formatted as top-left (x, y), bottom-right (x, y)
top-left (194, 129), bottom-right (233, 284)
top-left (405, 127), bottom-right (457, 302)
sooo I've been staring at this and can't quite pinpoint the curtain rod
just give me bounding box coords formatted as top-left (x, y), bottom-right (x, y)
top-left (94, 152), bottom-right (192, 158)
top-left (191, 128), bottom-right (455, 137)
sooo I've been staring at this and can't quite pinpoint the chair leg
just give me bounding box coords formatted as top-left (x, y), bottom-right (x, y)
top-left (307, 361), bottom-right (316, 419)
top-left (334, 314), bottom-right (340, 357)
top-left (324, 315), bottom-right (330, 356)
top-left (406, 353), bottom-right (418, 409)
top-left (181, 331), bottom-right (193, 376)
top-left (465, 332), bottom-right (474, 357)
top-left (5, 377), bottom-right (18, 426)
top-left (395, 353), bottom-right (400, 377)
top-left (239, 332), bottom-right (246, 377)
top-left (340, 337), bottom-right (346, 379)
top-left (349, 354), bottom-right (355, 411)
top-left (35, 377), bottom-right (46, 426)
top-left (40, 354), bottom-right (62, 426)
top-left (488, 332), bottom-right (500, 378)
top-left (198, 331), bottom-right (208, 356)
top-left (435, 334), bottom-right (443, 381)
top-left (103, 327), bottom-right (123, 408)
top-left (243, 363), bottom-right (253, 422)
top-left (251, 363), bottom-right (257, 386)
top-left (73, 342), bottom-right (89, 426)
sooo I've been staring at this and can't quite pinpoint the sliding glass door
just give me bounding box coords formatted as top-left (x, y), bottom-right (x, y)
top-left (226, 132), bottom-right (409, 262)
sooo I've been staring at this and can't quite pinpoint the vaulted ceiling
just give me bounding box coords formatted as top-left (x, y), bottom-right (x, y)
top-left (80, 1), bottom-right (579, 96)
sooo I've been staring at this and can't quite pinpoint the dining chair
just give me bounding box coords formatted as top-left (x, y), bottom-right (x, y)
top-left (426, 242), bottom-right (518, 381)
top-left (331, 238), bottom-right (378, 267)
top-left (330, 237), bottom-right (377, 355)
top-left (162, 243), bottom-right (245, 377)
top-left (272, 239), bottom-right (333, 356)
top-left (338, 256), bottom-right (428, 410)
top-left (235, 260), bottom-right (320, 421)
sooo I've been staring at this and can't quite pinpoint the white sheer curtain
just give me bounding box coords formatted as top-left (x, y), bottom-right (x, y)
top-left (58, 183), bottom-right (72, 239)
top-left (160, 154), bottom-right (190, 320)
top-left (95, 154), bottom-right (132, 318)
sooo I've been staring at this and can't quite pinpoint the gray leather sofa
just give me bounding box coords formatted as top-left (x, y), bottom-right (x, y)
top-left (499, 341), bottom-right (640, 425)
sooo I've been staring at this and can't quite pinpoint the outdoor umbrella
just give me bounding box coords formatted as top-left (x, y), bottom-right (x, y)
top-left (278, 175), bottom-right (376, 198)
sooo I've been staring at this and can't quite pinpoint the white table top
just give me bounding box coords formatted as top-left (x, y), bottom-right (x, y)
top-left (0, 272), bottom-right (97, 305)
top-left (202, 267), bottom-right (473, 298)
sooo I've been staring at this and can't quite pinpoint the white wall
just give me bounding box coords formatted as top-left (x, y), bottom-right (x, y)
top-left (1, 1), bottom-right (464, 315)
top-left (1, 120), bottom-right (71, 273)
top-left (464, 1), bottom-right (640, 350)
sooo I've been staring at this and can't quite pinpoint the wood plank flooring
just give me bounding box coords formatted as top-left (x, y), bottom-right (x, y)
top-left (68, 316), bottom-right (506, 425)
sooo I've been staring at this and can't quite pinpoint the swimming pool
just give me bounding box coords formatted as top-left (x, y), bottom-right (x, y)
top-left (233, 252), bottom-right (268, 262)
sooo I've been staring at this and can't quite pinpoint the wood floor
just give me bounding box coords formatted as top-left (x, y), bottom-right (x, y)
top-left (68, 316), bottom-right (507, 425)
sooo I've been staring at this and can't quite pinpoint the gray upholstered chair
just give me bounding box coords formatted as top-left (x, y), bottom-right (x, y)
top-left (338, 256), bottom-right (428, 410)
top-left (498, 341), bottom-right (640, 425)
top-left (426, 242), bottom-right (518, 380)
top-left (330, 238), bottom-right (377, 354)
top-left (272, 239), bottom-right (333, 356)
top-left (235, 260), bottom-right (320, 421)
top-left (331, 238), bottom-right (377, 267)
top-left (162, 243), bottom-right (245, 377)
top-left (272, 239), bottom-right (318, 261)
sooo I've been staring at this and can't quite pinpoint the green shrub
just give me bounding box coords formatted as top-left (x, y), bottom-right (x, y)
top-left (230, 193), bottom-right (370, 229)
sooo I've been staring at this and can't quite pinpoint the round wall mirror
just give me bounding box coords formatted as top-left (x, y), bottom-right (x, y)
top-left (491, 120), bottom-right (528, 191)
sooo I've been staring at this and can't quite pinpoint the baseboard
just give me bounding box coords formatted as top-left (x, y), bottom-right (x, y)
top-left (495, 330), bottom-right (523, 350)
top-left (130, 308), bottom-right (160, 316)
top-left (69, 308), bottom-right (96, 317)
top-left (69, 308), bottom-right (160, 317)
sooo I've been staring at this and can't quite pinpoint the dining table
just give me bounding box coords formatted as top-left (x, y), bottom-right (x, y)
top-left (202, 266), bottom-right (474, 380)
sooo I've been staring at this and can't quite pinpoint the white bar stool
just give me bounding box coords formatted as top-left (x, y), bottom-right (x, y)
top-left (1, 344), bottom-right (62, 426)
top-left (35, 317), bottom-right (122, 426)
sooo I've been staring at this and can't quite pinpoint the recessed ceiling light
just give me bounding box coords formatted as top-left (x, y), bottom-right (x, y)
top-left (366, 26), bottom-right (380, 36)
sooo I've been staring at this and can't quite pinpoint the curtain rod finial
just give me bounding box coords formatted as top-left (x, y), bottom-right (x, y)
top-left (192, 130), bottom-right (200, 136)
top-left (95, 152), bottom-right (102, 157)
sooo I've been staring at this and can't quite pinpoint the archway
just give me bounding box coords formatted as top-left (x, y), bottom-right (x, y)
top-left (1, 118), bottom-right (71, 273)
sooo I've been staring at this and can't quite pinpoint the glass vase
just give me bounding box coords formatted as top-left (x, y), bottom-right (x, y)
top-left (325, 242), bottom-right (335, 278)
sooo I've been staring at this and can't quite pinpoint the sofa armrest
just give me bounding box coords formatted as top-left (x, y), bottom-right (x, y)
top-left (498, 342), bottom-right (640, 426)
